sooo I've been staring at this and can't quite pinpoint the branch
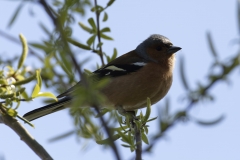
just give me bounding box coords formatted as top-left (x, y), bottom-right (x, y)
top-left (38, 0), bottom-right (83, 81)
top-left (0, 106), bottom-right (53, 160)
top-left (94, 106), bottom-right (121, 160)
top-left (132, 119), bottom-right (142, 160)
top-left (94, 0), bottom-right (105, 66)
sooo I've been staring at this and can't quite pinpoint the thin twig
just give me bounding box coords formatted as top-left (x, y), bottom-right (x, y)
top-left (38, 0), bottom-right (83, 81)
top-left (94, 106), bottom-right (121, 160)
top-left (0, 106), bottom-right (53, 160)
top-left (131, 117), bottom-right (142, 160)
top-left (94, 0), bottom-right (105, 66)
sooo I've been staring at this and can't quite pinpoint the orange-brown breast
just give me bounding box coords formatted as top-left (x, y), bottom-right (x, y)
top-left (101, 61), bottom-right (173, 111)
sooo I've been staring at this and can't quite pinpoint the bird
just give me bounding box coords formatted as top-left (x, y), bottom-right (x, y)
top-left (23, 34), bottom-right (181, 121)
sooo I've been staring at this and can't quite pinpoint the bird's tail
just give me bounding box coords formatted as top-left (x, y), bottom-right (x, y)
top-left (23, 97), bottom-right (72, 121)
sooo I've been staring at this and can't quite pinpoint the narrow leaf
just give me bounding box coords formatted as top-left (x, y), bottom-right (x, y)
top-left (8, 2), bottom-right (24, 28)
top-left (13, 74), bottom-right (36, 86)
top-left (88, 18), bottom-right (97, 31)
top-left (100, 33), bottom-right (113, 40)
top-left (111, 48), bottom-right (117, 61)
top-left (7, 108), bottom-right (18, 117)
top-left (17, 34), bottom-right (28, 69)
top-left (96, 134), bottom-right (121, 144)
top-left (103, 12), bottom-right (108, 22)
top-left (35, 92), bottom-right (57, 101)
top-left (78, 22), bottom-right (92, 33)
top-left (194, 114), bottom-right (225, 126)
top-left (142, 132), bottom-right (149, 144)
top-left (107, 0), bottom-right (115, 7)
top-left (101, 27), bottom-right (111, 33)
top-left (67, 38), bottom-right (91, 50)
top-left (143, 98), bottom-right (151, 123)
top-left (36, 70), bottom-right (42, 89)
top-left (49, 130), bottom-right (75, 142)
top-left (31, 84), bottom-right (40, 98)
top-left (179, 56), bottom-right (189, 90)
top-left (87, 35), bottom-right (96, 46)
top-left (237, 0), bottom-right (240, 34)
top-left (207, 32), bottom-right (218, 59)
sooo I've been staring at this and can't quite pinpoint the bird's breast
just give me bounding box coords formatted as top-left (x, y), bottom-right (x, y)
top-left (101, 63), bottom-right (173, 111)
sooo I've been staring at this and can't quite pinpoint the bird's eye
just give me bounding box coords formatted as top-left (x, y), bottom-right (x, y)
top-left (156, 46), bottom-right (162, 51)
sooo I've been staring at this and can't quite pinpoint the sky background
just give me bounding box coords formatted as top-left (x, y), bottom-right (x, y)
top-left (0, 0), bottom-right (240, 160)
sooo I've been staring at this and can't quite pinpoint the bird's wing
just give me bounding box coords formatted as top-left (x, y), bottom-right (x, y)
top-left (57, 50), bottom-right (146, 98)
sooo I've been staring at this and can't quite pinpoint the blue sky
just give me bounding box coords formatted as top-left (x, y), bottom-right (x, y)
top-left (0, 0), bottom-right (239, 160)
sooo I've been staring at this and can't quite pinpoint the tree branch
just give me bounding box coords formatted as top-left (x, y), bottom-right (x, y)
top-left (94, 106), bottom-right (121, 160)
top-left (0, 106), bottom-right (53, 160)
top-left (94, 0), bottom-right (105, 66)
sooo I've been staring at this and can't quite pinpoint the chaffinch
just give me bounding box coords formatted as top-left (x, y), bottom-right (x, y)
top-left (23, 34), bottom-right (181, 121)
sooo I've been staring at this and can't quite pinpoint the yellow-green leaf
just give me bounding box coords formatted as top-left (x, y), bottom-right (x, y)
top-left (36, 70), bottom-right (42, 88)
top-left (78, 22), bottom-right (92, 33)
top-left (17, 34), bottom-right (28, 69)
top-left (7, 108), bottom-right (18, 117)
top-left (143, 98), bottom-right (151, 123)
top-left (31, 84), bottom-right (40, 98)
top-left (35, 92), bottom-right (57, 101)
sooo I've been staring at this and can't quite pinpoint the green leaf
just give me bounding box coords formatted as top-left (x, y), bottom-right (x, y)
top-left (121, 144), bottom-right (131, 148)
top-left (107, 0), bottom-right (115, 7)
top-left (97, 42), bottom-right (103, 48)
top-left (8, 2), bottom-right (24, 28)
top-left (141, 132), bottom-right (149, 144)
top-left (179, 56), bottom-right (189, 90)
top-left (102, 12), bottom-right (108, 22)
top-left (96, 134), bottom-right (121, 144)
top-left (0, 93), bottom-right (14, 99)
top-left (78, 22), bottom-right (93, 33)
top-left (88, 18), bottom-right (97, 31)
top-left (100, 33), bottom-right (113, 40)
top-left (207, 32), bottom-right (218, 59)
top-left (39, 22), bottom-right (51, 35)
top-left (194, 114), bottom-right (225, 126)
top-left (7, 108), bottom-right (18, 117)
top-left (13, 74), bottom-right (36, 86)
top-left (147, 116), bottom-right (158, 122)
top-left (143, 98), bottom-right (151, 123)
top-left (67, 38), bottom-right (91, 50)
top-left (31, 84), bottom-right (40, 98)
top-left (35, 92), bottom-right (57, 101)
top-left (87, 35), bottom-right (96, 46)
top-left (111, 48), bottom-right (117, 61)
top-left (144, 126), bottom-right (148, 134)
top-left (101, 27), bottom-right (110, 33)
top-left (29, 43), bottom-right (49, 51)
top-left (48, 130), bottom-right (75, 142)
top-left (237, 0), bottom-right (240, 34)
top-left (17, 34), bottom-right (28, 69)
top-left (36, 70), bottom-right (42, 89)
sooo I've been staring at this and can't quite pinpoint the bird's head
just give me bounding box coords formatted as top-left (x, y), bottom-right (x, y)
top-left (135, 34), bottom-right (181, 64)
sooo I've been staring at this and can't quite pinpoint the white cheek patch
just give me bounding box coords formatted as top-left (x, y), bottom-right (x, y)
top-left (105, 65), bottom-right (125, 71)
top-left (132, 62), bottom-right (146, 66)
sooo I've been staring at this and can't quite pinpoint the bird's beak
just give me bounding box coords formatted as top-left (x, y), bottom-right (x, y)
top-left (168, 46), bottom-right (182, 54)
